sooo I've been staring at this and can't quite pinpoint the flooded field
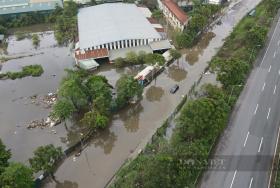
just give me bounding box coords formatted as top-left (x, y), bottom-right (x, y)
top-left (0, 0), bottom-right (262, 187)
top-left (0, 31), bottom-right (74, 163)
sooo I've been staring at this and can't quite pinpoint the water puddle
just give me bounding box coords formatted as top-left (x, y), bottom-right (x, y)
top-left (185, 32), bottom-right (216, 65)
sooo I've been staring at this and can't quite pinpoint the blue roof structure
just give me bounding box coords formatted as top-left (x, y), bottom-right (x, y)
top-left (0, 0), bottom-right (29, 8)
top-left (0, 0), bottom-right (62, 15)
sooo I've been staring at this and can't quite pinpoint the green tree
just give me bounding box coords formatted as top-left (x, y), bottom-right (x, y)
top-left (32, 34), bottom-right (40, 46)
top-left (114, 57), bottom-right (127, 68)
top-left (144, 53), bottom-right (165, 66)
top-left (152, 9), bottom-right (163, 20)
top-left (137, 51), bottom-right (147, 64)
top-left (58, 78), bottom-right (88, 110)
top-left (29, 144), bottom-right (63, 179)
top-left (212, 58), bottom-right (249, 89)
top-left (116, 75), bottom-right (143, 108)
top-left (0, 163), bottom-right (34, 188)
top-left (52, 99), bottom-right (76, 121)
top-left (0, 25), bottom-right (7, 35)
top-left (140, 0), bottom-right (158, 9)
top-left (0, 139), bottom-right (11, 175)
top-left (188, 14), bottom-right (207, 34)
top-left (175, 32), bottom-right (195, 48)
top-left (247, 24), bottom-right (268, 47)
top-left (177, 98), bottom-right (215, 140)
top-left (126, 51), bottom-right (138, 65)
top-left (54, 1), bottom-right (78, 45)
top-left (89, 0), bottom-right (97, 5)
top-left (81, 110), bottom-right (109, 129)
top-left (169, 49), bottom-right (182, 63)
top-left (86, 75), bottom-right (112, 114)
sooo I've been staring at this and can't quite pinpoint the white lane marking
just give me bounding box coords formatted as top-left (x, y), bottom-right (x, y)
top-left (279, 70), bottom-right (280, 75)
top-left (274, 51), bottom-right (277, 58)
top-left (249, 177), bottom-right (253, 188)
top-left (268, 126), bottom-right (280, 188)
top-left (230, 170), bottom-right (237, 188)
top-left (244, 132), bottom-right (250, 147)
top-left (258, 137), bottom-right (263, 153)
top-left (262, 82), bottom-right (266, 91)
top-left (268, 65), bottom-right (271, 72)
top-left (274, 85), bottom-right (277, 94)
top-left (267, 108), bottom-right (271, 119)
top-left (254, 104), bottom-right (259, 114)
top-left (259, 17), bottom-right (280, 67)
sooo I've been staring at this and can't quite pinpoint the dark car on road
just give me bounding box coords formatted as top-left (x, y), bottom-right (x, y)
top-left (170, 84), bottom-right (179, 94)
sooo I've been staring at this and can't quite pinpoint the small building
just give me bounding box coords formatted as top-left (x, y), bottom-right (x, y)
top-left (0, 0), bottom-right (63, 16)
top-left (158, 0), bottom-right (188, 31)
top-left (75, 3), bottom-right (171, 67)
top-left (75, 48), bottom-right (109, 70)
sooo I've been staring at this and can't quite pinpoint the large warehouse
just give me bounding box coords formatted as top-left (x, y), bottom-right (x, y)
top-left (75, 3), bottom-right (171, 69)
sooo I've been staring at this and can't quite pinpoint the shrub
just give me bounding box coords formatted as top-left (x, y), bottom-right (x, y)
top-left (32, 34), bottom-right (40, 46)
top-left (1, 65), bottom-right (44, 80)
top-left (15, 31), bottom-right (28, 41)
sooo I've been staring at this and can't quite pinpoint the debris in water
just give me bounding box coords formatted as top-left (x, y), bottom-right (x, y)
top-left (26, 116), bottom-right (60, 130)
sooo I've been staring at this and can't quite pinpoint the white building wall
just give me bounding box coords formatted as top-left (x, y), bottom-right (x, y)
top-left (125, 40), bottom-right (128, 48)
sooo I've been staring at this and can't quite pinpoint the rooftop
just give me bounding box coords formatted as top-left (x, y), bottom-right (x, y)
top-left (162, 0), bottom-right (187, 24)
top-left (77, 3), bottom-right (161, 50)
top-left (75, 48), bottom-right (109, 60)
top-left (0, 0), bottom-right (62, 15)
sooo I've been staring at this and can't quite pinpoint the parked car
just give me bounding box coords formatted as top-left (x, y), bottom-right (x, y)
top-left (170, 84), bottom-right (179, 94)
top-left (248, 9), bottom-right (256, 16)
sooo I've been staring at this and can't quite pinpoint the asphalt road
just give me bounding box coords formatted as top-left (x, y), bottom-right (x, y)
top-left (199, 11), bottom-right (280, 188)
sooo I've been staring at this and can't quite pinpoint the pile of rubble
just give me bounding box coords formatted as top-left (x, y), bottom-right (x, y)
top-left (42, 92), bottom-right (57, 107)
top-left (27, 117), bottom-right (61, 130)
top-left (29, 92), bottom-right (57, 108)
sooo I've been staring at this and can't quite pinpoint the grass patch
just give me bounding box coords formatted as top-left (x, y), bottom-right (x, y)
top-left (15, 31), bottom-right (29, 41)
top-left (0, 64), bottom-right (44, 80)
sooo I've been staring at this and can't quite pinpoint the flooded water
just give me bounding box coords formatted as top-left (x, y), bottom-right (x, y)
top-left (0, 0), bottom-right (262, 186)
top-left (44, 0), bottom-right (263, 186)
top-left (0, 31), bottom-right (74, 163)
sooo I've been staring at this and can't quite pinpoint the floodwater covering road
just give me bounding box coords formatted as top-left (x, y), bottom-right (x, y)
top-left (0, 0), bottom-right (260, 187)
top-left (44, 0), bottom-right (262, 187)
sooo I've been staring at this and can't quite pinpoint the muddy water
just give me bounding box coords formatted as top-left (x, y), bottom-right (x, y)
top-left (0, 32), bottom-right (75, 163)
top-left (0, 0), bottom-right (262, 186)
top-left (43, 0), bottom-right (262, 187)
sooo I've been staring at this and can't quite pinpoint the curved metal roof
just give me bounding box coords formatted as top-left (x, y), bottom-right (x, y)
top-left (77, 3), bottom-right (161, 49)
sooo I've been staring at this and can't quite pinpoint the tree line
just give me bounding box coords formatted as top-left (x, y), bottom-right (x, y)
top-left (0, 139), bottom-right (63, 188)
top-left (51, 69), bottom-right (143, 130)
top-left (175, 4), bottom-right (221, 48)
